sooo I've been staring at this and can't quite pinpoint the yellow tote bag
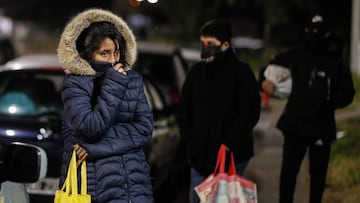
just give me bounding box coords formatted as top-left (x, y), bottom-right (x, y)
top-left (54, 150), bottom-right (91, 203)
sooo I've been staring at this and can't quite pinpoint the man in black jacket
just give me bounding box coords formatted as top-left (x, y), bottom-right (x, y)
top-left (178, 19), bottom-right (261, 203)
top-left (261, 12), bottom-right (355, 203)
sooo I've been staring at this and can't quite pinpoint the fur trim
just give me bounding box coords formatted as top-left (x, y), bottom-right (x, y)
top-left (57, 8), bottom-right (137, 75)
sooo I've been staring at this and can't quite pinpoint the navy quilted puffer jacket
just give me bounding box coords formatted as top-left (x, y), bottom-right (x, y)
top-left (57, 9), bottom-right (154, 203)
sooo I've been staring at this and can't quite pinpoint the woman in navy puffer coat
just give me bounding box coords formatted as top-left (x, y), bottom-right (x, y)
top-left (57, 8), bottom-right (153, 203)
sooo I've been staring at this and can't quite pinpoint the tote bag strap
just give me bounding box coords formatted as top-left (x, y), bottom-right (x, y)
top-left (228, 152), bottom-right (237, 175)
top-left (60, 150), bottom-right (86, 195)
top-left (70, 150), bottom-right (78, 195)
top-left (80, 160), bottom-right (87, 195)
top-left (214, 144), bottom-right (238, 175)
top-left (213, 144), bottom-right (227, 174)
top-left (60, 150), bottom-right (76, 192)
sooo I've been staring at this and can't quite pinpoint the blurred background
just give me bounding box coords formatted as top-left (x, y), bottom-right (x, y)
top-left (0, 1), bottom-right (359, 203)
top-left (0, 0), bottom-right (355, 68)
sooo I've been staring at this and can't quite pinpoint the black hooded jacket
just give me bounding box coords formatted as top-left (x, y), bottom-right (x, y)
top-left (178, 49), bottom-right (260, 176)
top-left (264, 37), bottom-right (355, 142)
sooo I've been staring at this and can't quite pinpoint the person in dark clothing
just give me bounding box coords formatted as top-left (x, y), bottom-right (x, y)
top-left (260, 12), bottom-right (355, 203)
top-left (57, 8), bottom-right (153, 203)
top-left (0, 38), bottom-right (16, 65)
top-left (178, 19), bottom-right (261, 203)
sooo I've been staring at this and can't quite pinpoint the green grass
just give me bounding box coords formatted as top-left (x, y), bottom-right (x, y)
top-left (351, 74), bottom-right (360, 105)
top-left (329, 118), bottom-right (360, 186)
top-left (323, 75), bottom-right (360, 202)
top-left (324, 117), bottom-right (360, 202)
top-left (323, 117), bottom-right (360, 203)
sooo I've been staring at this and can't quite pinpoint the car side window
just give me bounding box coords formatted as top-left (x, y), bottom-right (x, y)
top-left (0, 92), bottom-right (37, 115)
top-left (0, 77), bottom-right (37, 115)
top-left (0, 72), bottom-right (62, 116)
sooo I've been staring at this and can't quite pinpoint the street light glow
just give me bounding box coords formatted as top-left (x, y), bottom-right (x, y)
top-left (130, 0), bottom-right (158, 5)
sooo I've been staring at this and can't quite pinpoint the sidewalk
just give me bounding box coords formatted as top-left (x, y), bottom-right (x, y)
top-left (245, 98), bottom-right (360, 203)
top-left (244, 98), bottom-right (309, 203)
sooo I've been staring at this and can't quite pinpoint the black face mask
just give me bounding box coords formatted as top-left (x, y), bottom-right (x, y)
top-left (305, 32), bottom-right (325, 50)
top-left (201, 44), bottom-right (223, 63)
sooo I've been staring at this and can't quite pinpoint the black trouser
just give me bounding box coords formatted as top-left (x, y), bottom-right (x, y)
top-left (279, 135), bottom-right (331, 203)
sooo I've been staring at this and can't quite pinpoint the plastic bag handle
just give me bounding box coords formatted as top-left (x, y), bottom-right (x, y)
top-left (228, 152), bottom-right (237, 175)
top-left (213, 144), bottom-right (227, 174)
top-left (213, 144), bottom-right (238, 175)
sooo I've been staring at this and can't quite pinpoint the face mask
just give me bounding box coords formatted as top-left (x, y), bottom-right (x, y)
top-left (201, 44), bottom-right (223, 63)
top-left (305, 32), bottom-right (325, 50)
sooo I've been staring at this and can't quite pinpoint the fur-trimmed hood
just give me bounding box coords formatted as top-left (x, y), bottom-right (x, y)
top-left (57, 8), bottom-right (137, 75)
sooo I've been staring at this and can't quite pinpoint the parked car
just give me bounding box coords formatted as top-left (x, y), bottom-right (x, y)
top-left (0, 142), bottom-right (47, 203)
top-left (0, 54), bottom-right (64, 202)
top-left (0, 54), bottom-right (186, 202)
top-left (135, 41), bottom-right (191, 107)
top-left (180, 47), bottom-right (201, 68)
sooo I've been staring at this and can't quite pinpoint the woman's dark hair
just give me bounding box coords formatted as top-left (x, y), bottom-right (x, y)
top-left (76, 21), bottom-right (127, 65)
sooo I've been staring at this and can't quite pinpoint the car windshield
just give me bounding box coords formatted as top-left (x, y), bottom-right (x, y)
top-left (0, 70), bottom-right (63, 117)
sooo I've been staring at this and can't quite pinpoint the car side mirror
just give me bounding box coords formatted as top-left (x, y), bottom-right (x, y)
top-left (2, 142), bottom-right (47, 183)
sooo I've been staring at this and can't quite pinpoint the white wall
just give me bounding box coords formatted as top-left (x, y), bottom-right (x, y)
top-left (351, 0), bottom-right (360, 75)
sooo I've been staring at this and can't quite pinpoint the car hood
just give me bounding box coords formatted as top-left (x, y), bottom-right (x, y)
top-left (57, 8), bottom-right (137, 75)
top-left (0, 116), bottom-right (61, 140)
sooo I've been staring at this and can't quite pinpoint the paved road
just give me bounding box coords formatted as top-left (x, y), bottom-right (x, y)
top-left (246, 97), bottom-right (360, 203)
top-left (244, 98), bottom-right (310, 203)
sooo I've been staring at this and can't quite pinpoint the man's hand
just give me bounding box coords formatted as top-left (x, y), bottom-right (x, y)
top-left (261, 80), bottom-right (276, 96)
